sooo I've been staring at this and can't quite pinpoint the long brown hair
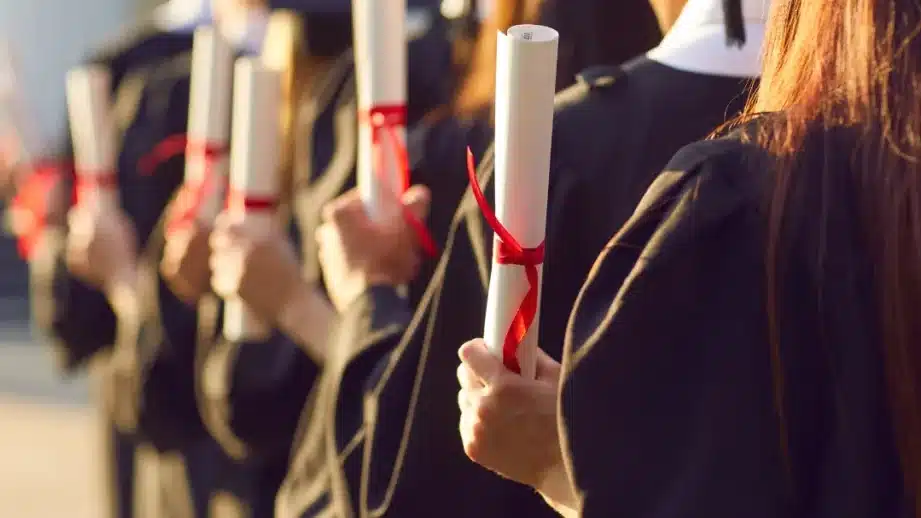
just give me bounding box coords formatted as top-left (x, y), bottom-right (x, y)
top-left (452, 0), bottom-right (542, 119)
top-left (750, 0), bottom-right (921, 511)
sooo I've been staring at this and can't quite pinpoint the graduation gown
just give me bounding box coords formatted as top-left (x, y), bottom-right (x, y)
top-left (281, 57), bottom-right (754, 518)
top-left (197, 33), bottom-right (461, 516)
top-left (31, 20), bottom-right (195, 372)
top-left (561, 128), bottom-right (909, 517)
top-left (31, 50), bottom-right (286, 518)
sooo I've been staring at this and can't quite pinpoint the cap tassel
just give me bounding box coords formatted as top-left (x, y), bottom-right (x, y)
top-left (723, 0), bottom-right (746, 47)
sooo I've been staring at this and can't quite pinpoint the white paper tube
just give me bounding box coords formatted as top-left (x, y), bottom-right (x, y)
top-left (185, 26), bottom-right (234, 221)
top-left (223, 58), bottom-right (281, 343)
top-left (352, 0), bottom-right (408, 222)
top-left (483, 25), bottom-right (558, 379)
top-left (0, 42), bottom-right (48, 169)
top-left (66, 65), bottom-right (119, 211)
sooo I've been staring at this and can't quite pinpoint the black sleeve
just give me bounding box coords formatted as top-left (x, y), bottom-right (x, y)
top-left (29, 227), bottom-right (117, 371)
top-left (561, 142), bottom-right (793, 517)
top-left (199, 327), bottom-right (321, 461)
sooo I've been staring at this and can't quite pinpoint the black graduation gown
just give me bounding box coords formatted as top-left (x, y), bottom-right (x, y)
top-left (197, 32), bottom-right (461, 514)
top-left (286, 58), bottom-right (755, 518)
top-left (561, 130), bottom-right (909, 517)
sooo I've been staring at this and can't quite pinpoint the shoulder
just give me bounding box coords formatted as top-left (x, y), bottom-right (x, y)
top-left (86, 18), bottom-right (193, 76)
top-left (553, 63), bottom-right (626, 114)
top-left (621, 133), bottom-right (773, 261)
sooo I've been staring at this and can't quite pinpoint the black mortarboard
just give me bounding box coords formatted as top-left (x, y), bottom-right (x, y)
top-left (723, 0), bottom-right (745, 47)
top-left (267, 0), bottom-right (351, 14)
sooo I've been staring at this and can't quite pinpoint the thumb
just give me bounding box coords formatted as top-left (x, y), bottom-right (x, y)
top-left (535, 348), bottom-right (562, 384)
top-left (401, 184), bottom-right (431, 221)
top-left (459, 338), bottom-right (502, 386)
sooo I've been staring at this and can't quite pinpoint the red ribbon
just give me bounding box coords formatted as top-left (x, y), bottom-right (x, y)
top-left (74, 171), bottom-right (118, 205)
top-left (361, 104), bottom-right (438, 258)
top-left (9, 161), bottom-right (69, 260)
top-left (465, 148), bottom-right (545, 374)
top-left (225, 188), bottom-right (277, 213)
top-left (138, 135), bottom-right (230, 234)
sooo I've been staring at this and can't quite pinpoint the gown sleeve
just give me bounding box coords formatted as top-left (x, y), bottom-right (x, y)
top-left (561, 140), bottom-right (793, 517)
top-left (29, 196), bottom-right (117, 372)
top-left (199, 323), bottom-right (320, 461)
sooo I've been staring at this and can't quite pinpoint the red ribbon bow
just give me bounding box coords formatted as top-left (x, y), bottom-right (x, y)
top-left (362, 104), bottom-right (438, 258)
top-left (9, 161), bottom-right (69, 260)
top-left (465, 148), bottom-right (545, 374)
top-left (138, 134), bottom-right (229, 234)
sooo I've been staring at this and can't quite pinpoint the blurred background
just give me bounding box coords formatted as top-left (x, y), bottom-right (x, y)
top-left (0, 2), bottom-right (164, 517)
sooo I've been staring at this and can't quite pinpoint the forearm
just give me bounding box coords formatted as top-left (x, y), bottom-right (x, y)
top-left (276, 280), bottom-right (338, 364)
top-left (28, 228), bottom-right (116, 369)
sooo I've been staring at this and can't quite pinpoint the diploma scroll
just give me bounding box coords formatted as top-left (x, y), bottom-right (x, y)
top-left (223, 58), bottom-right (281, 343)
top-left (172, 27), bottom-right (234, 232)
top-left (482, 25), bottom-right (558, 379)
top-left (66, 65), bottom-right (119, 212)
top-left (1, 42), bottom-right (60, 259)
top-left (0, 42), bottom-right (46, 170)
top-left (352, 0), bottom-right (408, 223)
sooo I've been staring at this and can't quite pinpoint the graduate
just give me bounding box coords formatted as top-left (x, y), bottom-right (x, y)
top-left (24, 3), bottom-right (288, 516)
top-left (155, 1), bottom-right (454, 516)
top-left (308, 0), bottom-right (766, 516)
top-left (459, 0), bottom-right (921, 514)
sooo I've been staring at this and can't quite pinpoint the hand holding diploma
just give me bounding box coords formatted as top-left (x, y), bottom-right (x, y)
top-left (65, 65), bottom-right (138, 308)
top-left (316, 186), bottom-right (431, 312)
top-left (1, 42), bottom-right (68, 259)
top-left (456, 338), bottom-right (577, 515)
top-left (351, 0), bottom-right (437, 257)
top-left (161, 27), bottom-right (233, 303)
top-left (470, 25), bottom-right (558, 378)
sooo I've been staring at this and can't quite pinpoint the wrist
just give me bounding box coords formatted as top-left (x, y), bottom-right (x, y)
top-left (536, 462), bottom-right (579, 517)
top-left (104, 269), bottom-right (139, 318)
top-left (276, 280), bottom-right (337, 363)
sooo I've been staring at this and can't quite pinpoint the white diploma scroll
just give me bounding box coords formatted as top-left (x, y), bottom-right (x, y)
top-left (223, 58), bottom-right (281, 342)
top-left (483, 25), bottom-right (558, 379)
top-left (0, 42), bottom-right (46, 169)
top-left (184, 26), bottom-right (234, 222)
top-left (352, 0), bottom-right (408, 222)
top-left (66, 65), bottom-right (119, 212)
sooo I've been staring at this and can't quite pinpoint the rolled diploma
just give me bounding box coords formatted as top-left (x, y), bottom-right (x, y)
top-left (223, 58), bottom-right (281, 342)
top-left (483, 25), bottom-right (558, 379)
top-left (0, 42), bottom-right (46, 168)
top-left (352, 0), bottom-right (407, 223)
top-left (66, 65), bottom-right (119, 212)
top-left (185, 27), bottom-right (234, 221)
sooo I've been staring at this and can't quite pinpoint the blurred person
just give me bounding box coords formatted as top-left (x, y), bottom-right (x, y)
top-left (22, 2), bottom-right (282, 517)
top-left (457, 0), bottom-right (921, 515)
top-left (310, 0), bottom-right (765, 516)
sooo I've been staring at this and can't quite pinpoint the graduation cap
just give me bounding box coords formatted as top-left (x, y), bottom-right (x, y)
top-left (723, 0), bottom-right (746, 47)
top-left (267, 0), bottom-right (351, 13)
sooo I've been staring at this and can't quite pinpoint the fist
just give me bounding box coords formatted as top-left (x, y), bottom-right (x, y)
top-left (161, 222), bottom-right (212, 304)
top-left (457, 339), bottom-right (564, 489)
top-left (65, 205), bottom-right (137, 291)
top-left (209, 213), bottom-right (303, 322)
top-left (316, 185), bottom-right (431, 312)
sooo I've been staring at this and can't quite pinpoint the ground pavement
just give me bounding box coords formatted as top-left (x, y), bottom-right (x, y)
top-left (0, 284), bottom-right (104, 518)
